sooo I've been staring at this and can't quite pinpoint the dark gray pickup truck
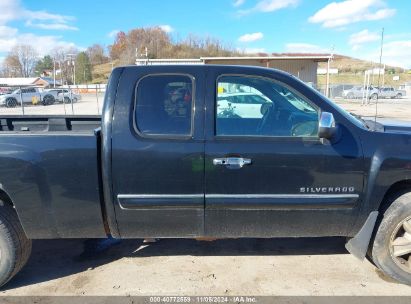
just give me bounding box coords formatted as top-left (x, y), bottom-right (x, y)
top-left (1, 65), bottom-right (411, 286)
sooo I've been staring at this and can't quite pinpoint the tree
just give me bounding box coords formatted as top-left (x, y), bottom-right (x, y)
top-left (87, 44), bottom-right (108, 65)
top-left (75, 52), bottom-right (92, 84)
top-left (109, 31), bottom-right (127, 60)
top-left (8, 44), bottom-right (38, 77)
top-left (34, 55), bottom-right (53, 76)
top-left (1, 54), bottom-right (21, 77)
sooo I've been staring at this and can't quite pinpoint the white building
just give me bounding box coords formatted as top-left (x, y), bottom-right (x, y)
top-left (136, 54), bottom-right (332, 87)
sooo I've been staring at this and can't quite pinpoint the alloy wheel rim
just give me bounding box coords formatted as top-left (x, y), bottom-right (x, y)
top-left (390, 216), bottom-right (411, 273)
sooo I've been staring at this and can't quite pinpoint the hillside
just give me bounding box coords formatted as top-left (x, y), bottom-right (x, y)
top-left (92, 54), bottom-right (411, 86)
top-left (318, 54), bottom-right (411, 86)
top-left (91, 60), bottom-right (120, 84)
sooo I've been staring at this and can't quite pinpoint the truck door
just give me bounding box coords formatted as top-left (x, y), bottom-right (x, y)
top-left (204, 68), bottom-right (364, 237)
top-left (111, 67), bottom-right (205, 238)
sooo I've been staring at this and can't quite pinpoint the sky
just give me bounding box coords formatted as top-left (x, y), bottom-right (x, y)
top-left (0, 0), bottom-right (410, 68)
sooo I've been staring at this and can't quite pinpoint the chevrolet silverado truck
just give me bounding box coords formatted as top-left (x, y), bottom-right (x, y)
top-left (1, 65), bottom-right (411, 287)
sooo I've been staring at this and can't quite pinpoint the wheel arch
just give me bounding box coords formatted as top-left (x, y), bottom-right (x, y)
top-left (0, 187), bottom-right (14, 209)
top-left (378, 180), bottom-right (411, 215)
top-left (0, 187), bottom-right (29, 238)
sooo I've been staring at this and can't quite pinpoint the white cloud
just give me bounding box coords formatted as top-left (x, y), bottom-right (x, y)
top-left (238, 32), bottom-right (264, 42)
top-left (0, 0), bottom-right (20, 25)
top-left (0, 0), bottom-right (80, 56)
top-left (285, 43), bottom-right (330, 53)
top-left (237, 0), bottom-right (299, 16)
top-left (25, 20), bottom-right (78, 31)
top-left (108, 29), bottom-right (120, 38)
top-left (0, 0), bottom-right (78, 31)
top-left (159, 25), bottom-right (174, 33)
top-left (233, 0), bottom-right (246, 7)
top-left (17, 33), bottom-right (79, 56)
top-left (308, 0), bottom-right (396, 28)
top-left (349, 29), bottom-right (380, 50)
top-left (378, 40), bottom-right (411, 69)
top-left (0, 25), bottom-right (18, 37)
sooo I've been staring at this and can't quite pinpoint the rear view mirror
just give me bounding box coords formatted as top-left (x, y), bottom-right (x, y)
top-left (318, 112), bottom-right (337, 140)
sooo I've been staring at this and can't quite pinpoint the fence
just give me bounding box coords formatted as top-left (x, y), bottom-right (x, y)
top-left (0, 84), bottom-right (106, 116)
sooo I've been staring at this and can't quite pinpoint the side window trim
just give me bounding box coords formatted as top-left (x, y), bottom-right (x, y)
top-left (214, 74), bottom-right (320, 139)
top-left (133, 73), bottom-right (196, 140)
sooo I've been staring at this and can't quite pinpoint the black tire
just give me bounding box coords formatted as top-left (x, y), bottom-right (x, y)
top-left (64, 96), bottom-right (71, 104)
top-left (370, 192), bottom-right (411, 285)
top-left (396, 93), bottom-right (402, 99)
top-left (5, 98), bottom-right (18, 108)
top-left (0, 200), bottom-right (32, 287)
top-left (370, 93), bottom-right (378, 101)
top-left (42, 95), bottom-right (55, 106)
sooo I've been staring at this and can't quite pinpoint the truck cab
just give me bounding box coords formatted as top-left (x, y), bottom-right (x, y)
top-left (107, 65), bottom-right (365, 238)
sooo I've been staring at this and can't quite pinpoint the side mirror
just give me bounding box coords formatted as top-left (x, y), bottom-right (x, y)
top-left (318, 112), bottom-right (337, 140)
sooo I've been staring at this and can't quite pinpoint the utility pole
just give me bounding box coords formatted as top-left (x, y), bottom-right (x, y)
top-left (325, 45), bottom-right (334, 98)
top-left (53, 58), bottom-right (56, 88)
top-left (374, 28), bottom-right (384, 129)
top-left (66, 54), bottom-right (76, 85)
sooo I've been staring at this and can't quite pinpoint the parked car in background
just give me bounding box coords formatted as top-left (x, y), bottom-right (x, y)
top-left (217, 92), bottom-right (271, 118)
top-left (342, 86), bottom-right (379, 100)
top-left (378, 87), bottom-right (406, 99)
top-left (45, 89), bottom-right (81, 103)
top-left (58, 90), bottom-right (81, 103)
top-left (0, 88), bottom-right (13, 95)
top-left (0, 87), bottom-right (56, 107)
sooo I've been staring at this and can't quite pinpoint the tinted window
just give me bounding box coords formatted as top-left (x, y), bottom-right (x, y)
top-left (216, 76), bottom-right (319, 137)
top-left (135, 75), bottom-right (193, 136)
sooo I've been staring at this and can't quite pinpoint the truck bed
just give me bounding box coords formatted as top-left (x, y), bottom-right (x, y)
top-left (0, 114), bottom-right (106, 238)
top-left (0, 115), bottom-right (101, 132)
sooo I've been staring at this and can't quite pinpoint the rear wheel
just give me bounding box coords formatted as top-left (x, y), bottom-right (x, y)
top-left (370, 192), bottom-right (411, 285)
top-left (396, 93), bottom-right (403, 99)
top-left (5, 98), bottom-right (18, 108)
top-left (42, 95), bottom-right (55, 106)
top-left (64, 96), bottom-right (71, 104)
top-left (0, 200), bottom-right (32, 287)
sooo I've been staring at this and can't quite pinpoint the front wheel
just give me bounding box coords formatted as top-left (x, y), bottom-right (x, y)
top-left (370, 93), bottom-right (378, 101)
top-left (370, 192), bottom-right (411, 285)
top-left (5, 98), bottom-right (18, 108)
top-left (42, 95), bottom-right (55, 106)
top-left (0, 201), bottom-right (32, 287)
top-left (396, 93), bottom-right (403, 99)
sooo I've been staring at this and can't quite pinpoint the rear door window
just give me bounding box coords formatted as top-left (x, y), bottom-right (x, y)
top-left (135, 74), bottom-right (194, 137)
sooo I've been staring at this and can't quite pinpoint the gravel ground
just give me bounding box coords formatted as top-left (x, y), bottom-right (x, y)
top-left (1, 238), bottom-right (411, 296)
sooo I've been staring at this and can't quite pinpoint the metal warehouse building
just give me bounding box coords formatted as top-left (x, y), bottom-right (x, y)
top-left (136, 54), bottom-right (332, 87)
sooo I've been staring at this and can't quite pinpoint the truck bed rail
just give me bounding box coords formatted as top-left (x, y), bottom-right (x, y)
top-left (0, 115), bottom-right (101, 132)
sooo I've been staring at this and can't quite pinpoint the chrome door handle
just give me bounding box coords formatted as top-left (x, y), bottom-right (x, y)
top-left (213, 157), bottom-right (252, 169)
